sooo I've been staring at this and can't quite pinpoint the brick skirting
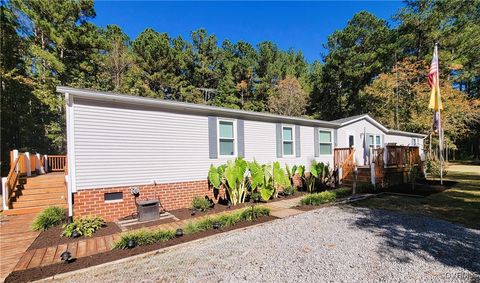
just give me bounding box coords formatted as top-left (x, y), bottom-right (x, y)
top-left (73, 180), bottom-right (217, 221)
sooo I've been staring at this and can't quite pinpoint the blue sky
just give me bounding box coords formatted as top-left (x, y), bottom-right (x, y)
top-left (92, 1), bottom-right (404, 62)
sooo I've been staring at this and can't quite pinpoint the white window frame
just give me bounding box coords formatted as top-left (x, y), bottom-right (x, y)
top-left (347, 131), bottom-right (355, 148)
top-left (217, 119), bottom-right (236, 157)
top-left (318, 129), bottom-right (333, 156)
top-left (369, 134), bottom-right (382, 148)
top-left (411, 138), bottom-right (417, 146)
top-left (282, 125), bottom-right (295, 157)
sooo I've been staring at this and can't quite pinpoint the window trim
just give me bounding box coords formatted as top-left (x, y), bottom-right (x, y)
top-left (318, 129), bottom-right (333, 156)
top-left (348, 134), bottom-right (355, 148)
top-left (282, 125), bottom-right (295, 157)
top-left (217, 118), bottom-right (237, 157)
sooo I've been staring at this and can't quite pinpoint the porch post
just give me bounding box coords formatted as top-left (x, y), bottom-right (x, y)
top-left (12, 149), bottom-right (19, 171)
top-left (25, 152), bottom-right (31, 177)
top-left (370, 148), bottom-right (376, 188)
top-left (2, 177), bottom-right (8, 210)
top-left (44, 155), bottom-right (48, 173)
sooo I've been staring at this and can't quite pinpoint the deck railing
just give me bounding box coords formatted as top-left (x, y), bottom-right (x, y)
top-left (385, 146), bottom-right (421, 167)
top-left (48, 155), bottom-right (67, 172)
top-left (2, 153), bottom-right (28, 210)
top-left (334, 147), bottom-right (355, 179)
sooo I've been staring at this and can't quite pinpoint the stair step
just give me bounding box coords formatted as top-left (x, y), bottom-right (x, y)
top-left (3, 204), bottom-right (68, 216)
top-left (16, 192), bottom-right (66, 201)
top-left (12, 198), bottom-right (66, 209)
top-left (19, 187), bottom-right (65, 195)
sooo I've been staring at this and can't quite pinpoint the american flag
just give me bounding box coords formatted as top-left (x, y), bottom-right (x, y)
top-left (428, 48), bottom-right (438, 89)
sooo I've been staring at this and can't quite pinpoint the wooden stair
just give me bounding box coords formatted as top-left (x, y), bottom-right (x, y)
top-left (3, 173), bottom-right (67, 216)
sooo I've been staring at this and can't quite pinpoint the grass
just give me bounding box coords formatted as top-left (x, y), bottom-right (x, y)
top-left (300, 187), bottom-right (352, 206)
top-left (352, 163), bottom-right (480, 229)
top-left (31, 206), bottom-right (66, 231)
top-left (114, 206), bottom-right (270, 249)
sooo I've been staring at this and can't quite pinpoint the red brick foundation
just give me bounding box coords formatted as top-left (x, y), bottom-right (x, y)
top-left (73, 179), bottom-right (218, 221)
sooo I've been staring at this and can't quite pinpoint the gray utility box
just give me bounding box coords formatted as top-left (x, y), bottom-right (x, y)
top-left (137, 200), bottom-right (160, 222)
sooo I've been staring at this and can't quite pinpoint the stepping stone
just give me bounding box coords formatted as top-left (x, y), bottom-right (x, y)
top-left (270, 208), bottom-right (303, 218)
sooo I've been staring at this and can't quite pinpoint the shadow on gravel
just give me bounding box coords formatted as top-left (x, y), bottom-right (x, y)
top-left (348, 207), bottom-right (480, 276)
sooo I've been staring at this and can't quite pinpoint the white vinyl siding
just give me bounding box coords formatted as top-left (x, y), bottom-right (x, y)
top-left (71, 99), bottom-right (334, 190)
top-left (282, 126), bottom-right (294, 156)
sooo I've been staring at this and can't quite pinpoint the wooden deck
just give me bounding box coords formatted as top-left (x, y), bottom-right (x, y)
top-left (0, 213), bottom-right (39, 282)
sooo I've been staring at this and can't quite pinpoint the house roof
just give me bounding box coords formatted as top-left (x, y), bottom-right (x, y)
top-left (57, 86), bottom-right (426, 138)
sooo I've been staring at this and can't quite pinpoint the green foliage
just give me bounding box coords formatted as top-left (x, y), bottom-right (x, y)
top-left (282, 186), bottom-right (297, 196)
top-left (332, 188), bottom-right (352, 199)
top-left (184, 206), bottom-right (270, 234)
top-left (300, 191), bottom-right (337, 206)
top-left (63, 216), bottom-right (105, 238)
top-left (31, 206), bottom-right (66, 231)
top-left (114, 229), bottom-right (176, 249)
top-left (426, 159), bottom-right (448, 179)
top-left (191, 197), bottom-right (211, 211)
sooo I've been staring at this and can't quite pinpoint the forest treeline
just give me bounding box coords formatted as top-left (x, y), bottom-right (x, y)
top-left (1, 0), bottom-right (479, 170)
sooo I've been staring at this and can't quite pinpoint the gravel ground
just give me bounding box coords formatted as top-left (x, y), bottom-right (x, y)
top-left (50, 206), bottom-right (480, 283)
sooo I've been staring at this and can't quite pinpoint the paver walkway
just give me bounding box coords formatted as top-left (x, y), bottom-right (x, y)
top-left (0, 213), bottom-right (39, 282)
top-left (11, 196), bottom-right (304, 274)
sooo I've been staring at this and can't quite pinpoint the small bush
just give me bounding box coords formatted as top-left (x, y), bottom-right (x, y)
top-left (332, 188), bottom-right (352, 199)
top-left (300, 191), bottom-right (336, 205)
top-left (282, 186), bottom-right (297, 196)
top-left (114, 229), bottom-right (176, 249)
top-left (240, 206), bottom-right (270, 220)
top-left (426, 159), bottom-right (447, 178)
top-left (191, 196), bottom-right (211, 211)
top-left (31, 206), bottom-right (66, 231)
top-left (63, 216), bottom-right (105, 237)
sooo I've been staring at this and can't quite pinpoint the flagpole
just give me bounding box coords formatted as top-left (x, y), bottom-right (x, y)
top-left (435, 43), bottom-right (443, 185)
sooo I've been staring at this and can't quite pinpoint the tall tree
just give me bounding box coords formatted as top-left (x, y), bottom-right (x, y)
top-left (268, 76), bottom-right (308, 117)
top-left (317, 11), bottom-right (395, 119)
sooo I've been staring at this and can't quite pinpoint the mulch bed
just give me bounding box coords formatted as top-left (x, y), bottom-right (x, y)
top-left (6, 215), bottom-right (277, 283)
top-left (28, 222), bottom-right (121, 250)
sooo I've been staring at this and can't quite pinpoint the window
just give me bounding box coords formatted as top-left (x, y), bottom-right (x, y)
top-left (104, 192), bottom-right (123, 202)
top-left (369, 135), bottom-right (382, 148)
top-left (375, 135), bottom-right (381, 148)
top-left (218, 120), bottom-right (235, 156)
top-left (319, 130), bottom-right (332, 155)
top-left (282, 126), bottom-right (294, 156)
top-left (412, 138), bottom-right (417, 146)
top-left (348, 135), bottom-right (354, 148)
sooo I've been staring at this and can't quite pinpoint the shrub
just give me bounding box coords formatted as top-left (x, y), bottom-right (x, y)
top-left (300, 191), bottom-right (336, 205)
top-left (114, 229), bottom-right (176, 249)
top-left (282, 186), bottom-right (297, 196)
top-left (191, 196), bottom-right (211, 211)
top-left (31, 206), bottom-right (66, 231)
top-left (332, 188), bottom-right (352, 199)
top-left (63, 216), bottom-right (105, 237)
top-left (240, 206), bottom-right (270, 221)
top-left (426, 159), bottom-right (447, 178)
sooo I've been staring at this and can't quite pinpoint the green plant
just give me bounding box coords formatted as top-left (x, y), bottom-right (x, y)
top-left (114, 229), bottom-right (176, 249)
top-left (332, 188), bottom-right (352, 199)
top-left (426, 159), bottom-right (447, 179)
top-left (184, 206), bottom-right (270, 234)
top-left (282, 185), bottom-right (297, 196)
top-left (31, 206), bottom-right (66, 231)
top-left (300, 191), bottom-right (336, 205)
top-left (63, 216), bottom-right (105, 237)
top-left (191, 196), bottom-right (211, 211)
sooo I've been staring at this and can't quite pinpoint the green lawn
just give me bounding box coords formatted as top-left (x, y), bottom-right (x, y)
top-left (351, 163), bottom-right (480, 229)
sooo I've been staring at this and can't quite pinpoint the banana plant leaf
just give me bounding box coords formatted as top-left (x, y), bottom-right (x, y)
top-left (248, 160), bottom-right (264, 190)
top-left (208, 164), bottom-right (221, 189)
top-left (259, 182), bottom-right (274, 201)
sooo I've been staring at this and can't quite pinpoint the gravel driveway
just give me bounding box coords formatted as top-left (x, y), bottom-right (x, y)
top-left (51, 206), bottom-right (480, 282)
